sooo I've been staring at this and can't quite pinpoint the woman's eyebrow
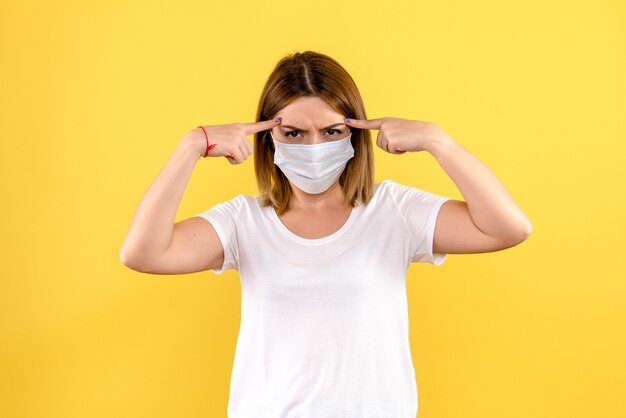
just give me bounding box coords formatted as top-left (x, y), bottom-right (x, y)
top-left (280, 122), bottom-right (346, 131)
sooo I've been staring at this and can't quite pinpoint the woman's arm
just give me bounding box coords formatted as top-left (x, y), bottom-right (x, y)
top-left (119, 134), bottom-right (205, 266)
top-left (120, 119), bottom-right (279, 269)
top-left (344, 116), bottom-right (532, 254)
top-left (426, 128), bottom-right (533, 252)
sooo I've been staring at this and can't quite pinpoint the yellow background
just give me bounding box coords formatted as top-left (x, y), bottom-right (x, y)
top-left (1, 0), bottom-right (625, 417)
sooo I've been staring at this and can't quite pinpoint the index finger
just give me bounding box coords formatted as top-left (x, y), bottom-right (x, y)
top-left (344, 117), bottom-right (386, 130)
top-left (241, 117), bottom-right (282, 135)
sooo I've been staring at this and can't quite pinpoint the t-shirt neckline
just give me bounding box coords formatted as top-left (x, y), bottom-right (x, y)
top-left (265, 200), bottom-right (361, 246)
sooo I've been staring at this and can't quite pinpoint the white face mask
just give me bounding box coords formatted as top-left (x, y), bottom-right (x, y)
top-left (271, 132), bottom-right (355, 194)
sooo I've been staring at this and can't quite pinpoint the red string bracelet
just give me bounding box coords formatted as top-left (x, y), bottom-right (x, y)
top-left (197, 126), bottom-right (217, 157)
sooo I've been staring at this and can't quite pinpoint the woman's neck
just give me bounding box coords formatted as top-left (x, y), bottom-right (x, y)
top-left (287, 180), bottom-right (348, 212)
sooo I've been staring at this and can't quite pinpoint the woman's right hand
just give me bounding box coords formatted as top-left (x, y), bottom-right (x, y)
top-left (185, 118), bottom-right (282, 164)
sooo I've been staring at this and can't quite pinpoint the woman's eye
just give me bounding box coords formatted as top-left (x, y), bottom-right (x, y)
top-left (284, 129), bottom-right (343, 138)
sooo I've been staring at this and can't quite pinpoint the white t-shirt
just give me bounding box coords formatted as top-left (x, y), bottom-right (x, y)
top-left (194, 179), bottom-right (452, 418)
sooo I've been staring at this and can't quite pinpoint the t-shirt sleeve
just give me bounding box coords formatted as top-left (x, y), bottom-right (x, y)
top-left (192, 194), bottom-right (245, 275)
top-left (386, 180), bottom-right (453, 266)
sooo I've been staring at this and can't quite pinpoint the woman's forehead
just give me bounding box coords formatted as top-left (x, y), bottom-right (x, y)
top-left (275, 99), bottom-right (345, 130)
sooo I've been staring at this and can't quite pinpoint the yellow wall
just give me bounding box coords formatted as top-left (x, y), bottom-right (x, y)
top-left (1, 0), bottom-right (624, 417)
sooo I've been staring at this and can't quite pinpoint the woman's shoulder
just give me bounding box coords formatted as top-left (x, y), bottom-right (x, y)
top-left (365, 179), bottom-right (395, 206)
top-left (373, 179), bottom-right (438, 203)
top-left (203, 192), bottom-right (259, 215)
top-left (374, 178), bottom-right (402, 194)
top-left (376, 178), bottom-right (429, 193)
top-left (218, 192), bottom-right (259, 203)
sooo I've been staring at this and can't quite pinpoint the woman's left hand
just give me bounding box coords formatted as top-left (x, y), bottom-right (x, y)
top-left (344, 116), bottom-right (445, 154)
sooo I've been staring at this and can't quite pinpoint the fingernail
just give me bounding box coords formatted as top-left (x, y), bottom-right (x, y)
top-left (344, 117), bottom-right (351, 123)
top-left (275, 117), bottom-right (282, 122)
top-left (208, 144), bottom-right (217, 150)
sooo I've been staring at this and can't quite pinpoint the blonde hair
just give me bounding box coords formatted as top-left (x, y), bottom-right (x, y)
top-left (254, 50), bottom-right (375, 216)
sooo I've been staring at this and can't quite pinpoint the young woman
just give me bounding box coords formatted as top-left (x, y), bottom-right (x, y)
top-left (120, 51), bottom-right (532, 418)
